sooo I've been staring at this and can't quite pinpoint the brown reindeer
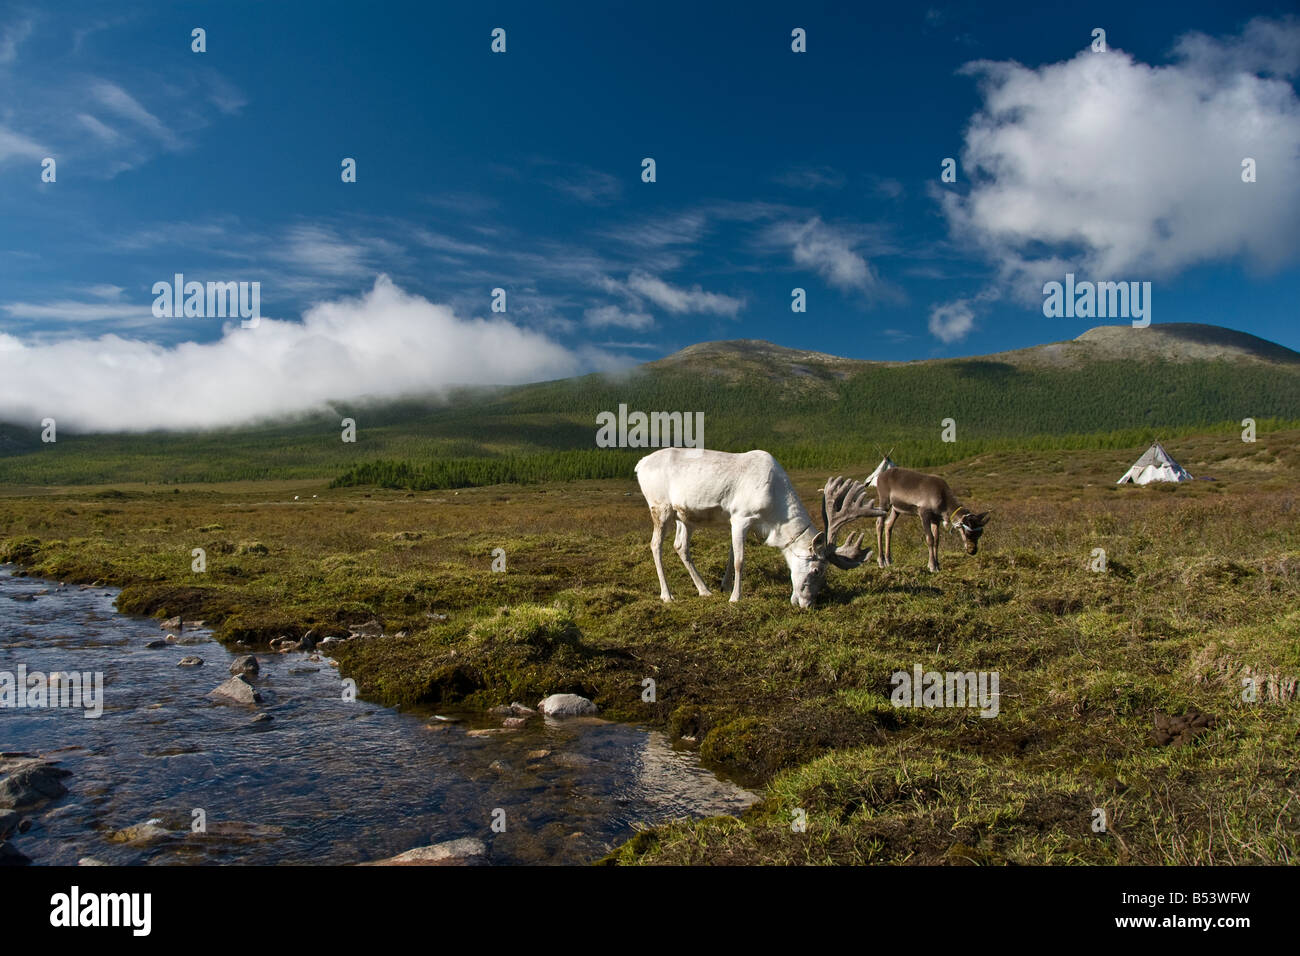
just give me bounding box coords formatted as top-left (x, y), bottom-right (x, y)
top-left (873, 464), bottom-right (991, 572)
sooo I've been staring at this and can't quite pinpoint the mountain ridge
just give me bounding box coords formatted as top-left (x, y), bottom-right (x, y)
top-left (647, 323), bottom-right (1300, 378)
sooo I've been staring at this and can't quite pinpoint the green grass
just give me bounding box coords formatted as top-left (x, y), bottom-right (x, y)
top-left (2, 428), bottom-right (1297, 864)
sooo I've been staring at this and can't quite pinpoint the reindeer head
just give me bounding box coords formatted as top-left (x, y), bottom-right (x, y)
top-left (950, 508), bottom-right (992, 555)
top-left (787, 477), bottom-right (887, 608)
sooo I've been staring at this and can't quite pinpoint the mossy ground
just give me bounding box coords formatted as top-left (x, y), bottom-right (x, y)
top-left (2, 429), bottom-right (1298, 864)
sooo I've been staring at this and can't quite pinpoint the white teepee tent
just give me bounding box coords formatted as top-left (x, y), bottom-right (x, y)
top-left (866, 454), bottom-right (898, 486)
top-left (1117, 442), bottom-right (1193, 485)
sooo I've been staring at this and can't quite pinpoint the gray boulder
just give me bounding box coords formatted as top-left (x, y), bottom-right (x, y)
top-left (208, 676), bottom-right (261, 705)
top-left (537, 693), bottom-right (598, 717)
top-left (0, 760), bottom-right (71, 809)
top-left (229, 655), bottom-right (259, 677)
top-left (362, 837), bottom-right (487, 866)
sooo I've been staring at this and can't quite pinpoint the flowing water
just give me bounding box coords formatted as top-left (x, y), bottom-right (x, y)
top-left (0, 567), bottom-right (756, 865)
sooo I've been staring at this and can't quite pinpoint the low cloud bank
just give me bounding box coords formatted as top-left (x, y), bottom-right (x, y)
top-left (0, 276), bottom-right (586, 432)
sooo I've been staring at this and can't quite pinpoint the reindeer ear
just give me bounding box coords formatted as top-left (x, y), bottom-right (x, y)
top-left (810, 530), bottom-right (827, 555)
top-left (970, 511), bottom-right (992, 527)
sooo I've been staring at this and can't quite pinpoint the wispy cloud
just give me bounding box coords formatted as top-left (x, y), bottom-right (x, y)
top-left (204, 70), bottom-right (248, 115)
top-left (0, 125), bottom-right (48, 163)
top-left (625, 272), bottom-right (744, 317)
top-left (76, 113), bottom-right (121, 142)
top-left (773, 165), bottom-right (846, 190)
top-left (595, 340), bottom-right (662, 352)
top-left (0, 17), bottom-right (33, 64)
top-left (1, 299), bottom-right (159, 326)
top-left (584, 305), bottom-right (655, 330)
top-left (0, 18), bottom-right (246, 176)
top-left (411, 228), bottom-right (491, 257)
top-left (278, 224), bottom-right (400, 280)
top-left (600, 211), bottom-right (709, 249)
top-left (90, 80), bottom-right (182, 149)
top-left (529, 158), bottom-right (623, 204)
top-left (869, 175), bottom-right (905, 200)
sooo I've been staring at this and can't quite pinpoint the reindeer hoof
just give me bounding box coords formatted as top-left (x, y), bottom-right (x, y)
top-left (660, 594), bottom-right (673, 603)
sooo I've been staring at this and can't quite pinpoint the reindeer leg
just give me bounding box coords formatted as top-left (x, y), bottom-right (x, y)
top-left (728, 519), bottom-right (747, 603)
top-left (876, 516), bottom-right (885, 568)
top-left (674, 521), bottom-right (712, 596)
top-left (650, 506), bottom-right (674, 602)
top-left (922, 510), bottom-right (939, 572)
top-left (722, 542), bottom-right (734, 591)
top-left (883, 510), bottom-right (899, 567)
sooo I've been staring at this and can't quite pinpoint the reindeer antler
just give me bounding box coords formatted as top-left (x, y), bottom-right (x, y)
top-left (821, 476), bottom-right (889, 568)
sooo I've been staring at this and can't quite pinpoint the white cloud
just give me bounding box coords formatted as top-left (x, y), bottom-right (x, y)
top-left (84, 284), bottom-right (126, 299)
top-left (584, 305), bottom-right (655, 330)
top-left (0, 276), bottom-right (587, 432)
top-left (940, 16), bottom-right (1300, 300)
top-left (928, 300), bottom-right (976, 343)
top-left (625, 272), bottom-right (743, 316)
top-left (1171, 16), bottom-right (1300, 79)
top-left (773, 217), bottom-right (879, 292)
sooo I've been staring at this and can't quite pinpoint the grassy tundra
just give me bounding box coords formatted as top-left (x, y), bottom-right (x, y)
top-left (2, 427), bottom-right (1297, 865)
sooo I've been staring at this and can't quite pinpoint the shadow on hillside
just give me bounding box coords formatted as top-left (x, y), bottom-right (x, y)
top-left (950, 360), bottom-right (1024, 383)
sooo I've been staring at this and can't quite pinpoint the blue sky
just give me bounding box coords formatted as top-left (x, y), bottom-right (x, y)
top-left (1, 1), bottom-right (1298, 429)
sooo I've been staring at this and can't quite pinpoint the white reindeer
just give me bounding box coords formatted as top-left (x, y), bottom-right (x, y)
top-left (634, 448), bottom-right (885, 607)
